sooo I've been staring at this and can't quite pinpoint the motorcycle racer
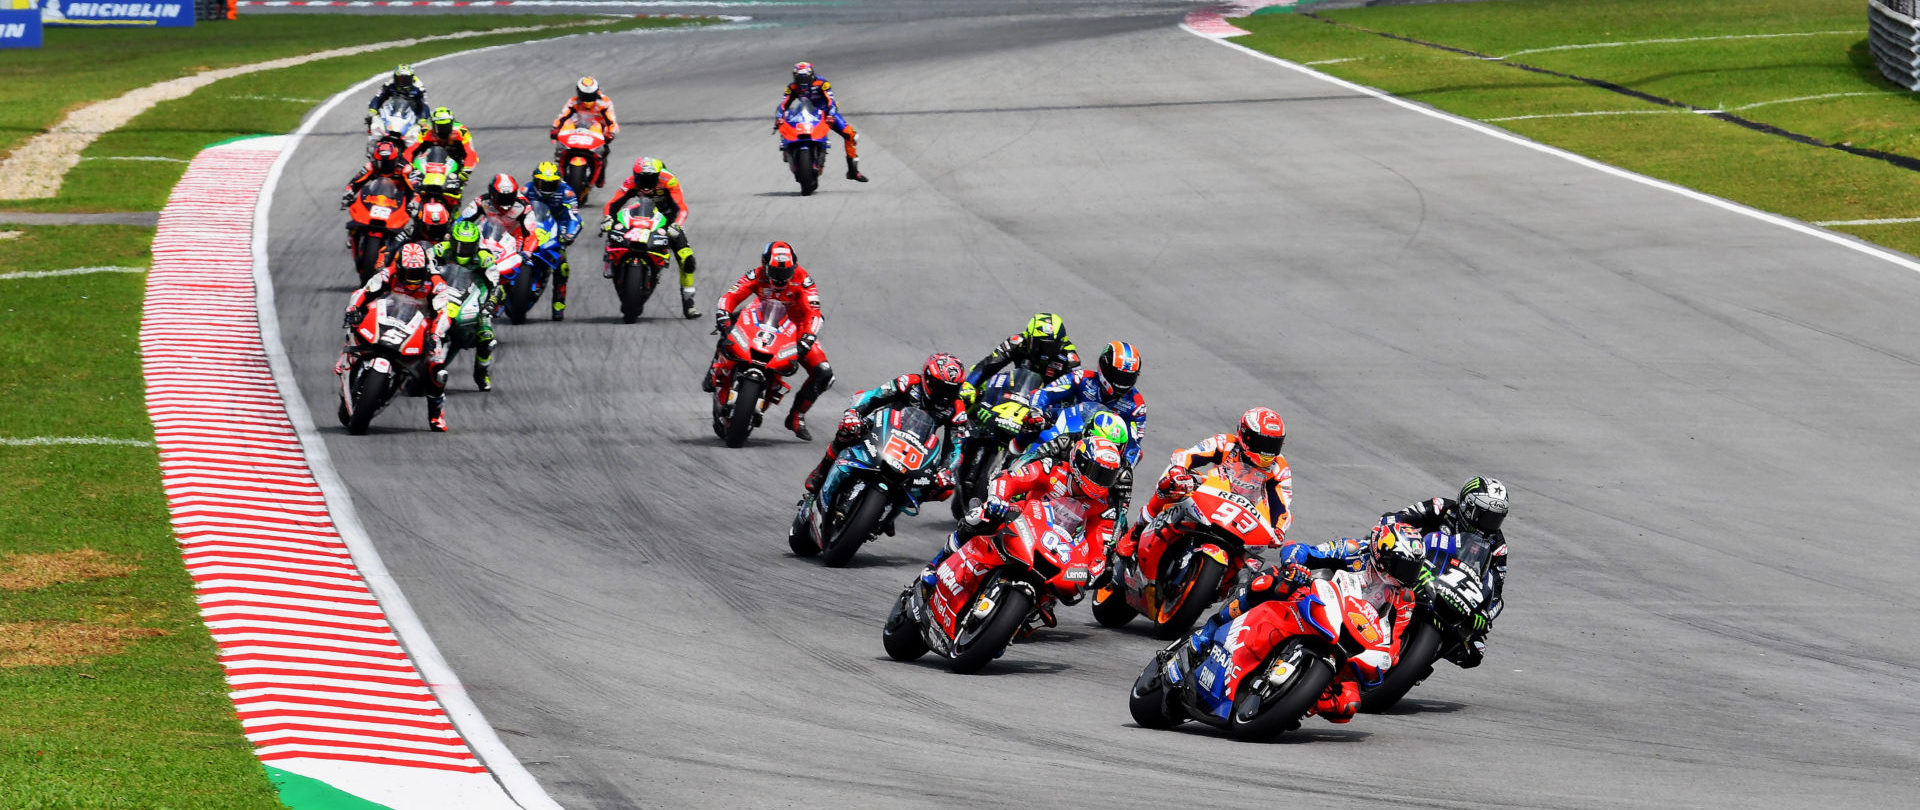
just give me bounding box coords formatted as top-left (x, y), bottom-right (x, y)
top-left (1013, 409), bottom-right (1136, 510)
top-left (336, 241), bottom-right (454, 431)
top-left (1385, 476), bottom-right (1510, 668)
top-left (1027, 340), bottom-right (1146, 464)
top-left (433, 220), bottom-right (501, 391)
top-left (802, 353), bottom-right (968, 496)
top-left (958, 312), bottom-right (1080, 404)
top-left (341, 140), bottom-right (417, 211)
top-left (706, 241), bottom-right (830, 438)
top-left (779, 61), bottom-right (868, 182)
top-left (460, 174), bottom-right (532, 229)
top-left (599, 157), bottom-right (699, 318)
top-left (364, 64), bottom-right (429, 124)
top-left (404, 107), bottom-right (478, 185)
top-left (920, 435), bottom-right (1127, 593)
top-left (549, 77), bottom-right (618, 186)
top-left (524, 161), bottom-right (581, 321)
top-left (1113, 407), bottom-right (1292, 563)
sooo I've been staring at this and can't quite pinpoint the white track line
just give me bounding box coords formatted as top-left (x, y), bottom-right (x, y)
top-left (1814, 217), bottom-right (1920, 226)
top-left (1497, 30), bottom-right (1859, 60)
top-left (1484, 109), bottom-right (1686, 123)
top-left (1728, 91), bottom-right (1905, 111)
top-left (0, 265), bottom-right (146, 280)
top-left (1180, 25), bottom-right (1920, 276)
top-left (81, 155), bottom-right (190, 163)
top-left (0, 436), bottom-right (154, 447)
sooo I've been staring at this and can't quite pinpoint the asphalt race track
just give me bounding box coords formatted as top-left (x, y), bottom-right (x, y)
top-left (266, 4), bottom-right (1920, 808)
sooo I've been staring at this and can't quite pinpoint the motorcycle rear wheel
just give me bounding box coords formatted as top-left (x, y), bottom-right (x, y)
top-left (564, 162), bottom-right (592, 202)
top-left (1092, 585), bottom-right (1138, 628)
top-left (791, 147), bottom-right (819, 196)
top-left (949, 574), bottom-right (1030, 674)
top-left (345, 367), bottom-right (391, 436)
top-left (882, 588), bottom-right (930, 662)
top-left (353, 233), bottom-right (383, 285)
top-left (615, 257), bottom-right (651, 323)
top-left (506, 265), bottom-right (535, 325)
top-left (1152, 554), bottom-right (1228, 640)
top-left (822, 486), bottom-right (886, 568)
top-left (722, 377), bottom-right (763, 448)
top-left (1359, 620), bottom-right (1442, 714)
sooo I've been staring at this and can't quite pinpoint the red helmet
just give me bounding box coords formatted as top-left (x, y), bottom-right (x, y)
top-left (372, 140), bottom-right (401, 170)
top-left (761, 240), bottom-right (797, 286)
top-left (920, 353), bottom-right (964, 404)
top-left (792, 61), bottom-right (815, 85)
top-left (417, 199), bottom-right (452, 240)
top-left (486, 173), bottom-right (520, 209)
top-left (1237, 407), bottom-right (1286, 468)
top-left (1069, 437), bottom-right (1125, 502)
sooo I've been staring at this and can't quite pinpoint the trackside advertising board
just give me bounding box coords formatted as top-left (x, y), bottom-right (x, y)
top-left (42, 0), bottom-right (194, 26)
top-left (2, 0), bottom-right (43, 48)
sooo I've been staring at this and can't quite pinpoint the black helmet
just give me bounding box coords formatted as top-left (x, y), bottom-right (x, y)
top-left (1458, 476), bottom-right (1509, 534)
top-left (1097, 340), bottom-right (1141, 396)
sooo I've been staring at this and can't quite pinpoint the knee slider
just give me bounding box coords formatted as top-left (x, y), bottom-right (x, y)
top-left (813, 362), bottom-right (834, 392)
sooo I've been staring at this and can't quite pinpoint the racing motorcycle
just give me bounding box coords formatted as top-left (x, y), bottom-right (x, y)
top-left (409, 144), bottom-right (464, 208)
top-left (1093, 455), bottom-right (1282, 638)
top-left (438, 257), bottom-right (498, 390)
top-left (367, 97), bottom-right (422, 158)
top-left (345, 177), bottom-right (412, 284)
top-left (882, 495), bottom-right (1099, 673)
top-left (554, 110), bottom-right (608, 203)
top-left (1359, 525), bottom-right (1498, 713)
top-left (337, 293), bottom-right (433, 435)
top-left (712, 297), bottom-right (804, 448)
top-left (777, 97), bottom-right (833, 196)
top-left (949, 368), bottom-right (1046, 521)
top-left (789, 406), bottom-right (948, 567)
top-left (603, 197), bottom-right (672, 323)
top-left (1128, 565), bottom-right (1390, 740)
top-left (495, 203), bottom-right (561, 325)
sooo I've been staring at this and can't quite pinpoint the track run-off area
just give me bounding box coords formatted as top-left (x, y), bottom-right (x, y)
top-left (259, 3), bottom-right (1920, 808)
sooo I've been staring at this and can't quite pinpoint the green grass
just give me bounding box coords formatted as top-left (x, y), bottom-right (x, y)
top-left (1235, 0), bottom-right (1920, 254)
top-left (1, 14), bottom-right (696, 213)
top-left (0, 14), bottom-right (710, 808)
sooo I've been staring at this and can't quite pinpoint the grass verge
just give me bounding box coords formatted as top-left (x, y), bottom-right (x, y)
top-left (1234, 0), bottom-right (1920, 255)
top-left (1, 13), bottom-right (698, 213)
top-left (0, 13), bottom-right (709, 808)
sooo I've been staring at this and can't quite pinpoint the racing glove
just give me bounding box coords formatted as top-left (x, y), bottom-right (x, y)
top-left (932, 468), bottom-right (956, 496)
top-left (342, 307), bottom-right (363, 329)
top-left (982, 496), bottom-right (1013, 522)
top-left (599, 216), bottom-right (614, 234)
top-left (836, 410), bottom-right (863, 442)
top-left (714, 310), bottom-right (734, 334)
top-left (797, 333), bottom-right (817, 354)
top-left (1158, 465), bottom-right (1196, 498)
top-left (958, 382), bottom-right (977, 405)
top-left (340, 191), bottom-right (354, 210)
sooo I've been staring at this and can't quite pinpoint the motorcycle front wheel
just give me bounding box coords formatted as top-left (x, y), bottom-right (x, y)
top-left (1228, 643), bottom-right (1333, 741)
top-left (882, 588), bottom-right (930, 662)
top-left (1152, 552), bottom-right (1228, 640)
top-left (722, 377), bottom-right (763, 448)
top-left (822, 485), bottom-right (887, 568)
top-left (949, 573), bottom-right (1030, 674)
top-left (1128, 653), bottom-right (1184, 729)
top-left (1359, 620), bottom-right (1442, 714)
top-left (345, 365), bottom-right (392, 436)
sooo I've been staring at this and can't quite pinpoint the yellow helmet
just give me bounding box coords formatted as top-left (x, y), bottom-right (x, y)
top-left (532, 160), bottom-right (562, 192)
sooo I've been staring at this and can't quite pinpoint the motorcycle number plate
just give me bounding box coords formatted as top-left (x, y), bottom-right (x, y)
top-left (369, 205), bottom-right (393, 219)
top-left (882, 434), bottom-right (928, 469)
top-left (371, 357), bottom-right (392, 373)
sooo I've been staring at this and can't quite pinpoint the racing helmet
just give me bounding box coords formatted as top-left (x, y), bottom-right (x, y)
top-left (486, 173), bottom-right (520, 209)
top-left (1097, 340), bottom-right (1141, 397)
top-left (632, 157), bottom-right (662, 188)
top-left (792, 61), bottom-right (815, 86)
top-left (761, 241), bottom-right (798, 286)
top-left (920, 353), bottom-right (965, 404)
top-left (371, 140), bottom-right (402, 173)
top-left (429, 106), bottom-right (455, 138)
top-left (392, 64), bottom-right (417, 88)
top-left (396, 241), bottom-right (432, 287)
top-left (1237, 407), bottom-right (1286, 468)
top-left (416, 199), bottom-right (453, 242)
top-left (1022, 312), bottom-right (1066, 361)
top-left (1069, 437), bottom-right (1125, 502)
top-left (575, 76), bottom-right (601, 101)
top-left (1372, 522), bottom-right (1427, 586)
top-left (531, 161), bottom-right (562, 195)
top-left (1086, 410), bottom-right (1130, 447)
top-left (1458, 476), bottom-right (1509, 534)
top-left (450, 219), bottom-right (482, 263)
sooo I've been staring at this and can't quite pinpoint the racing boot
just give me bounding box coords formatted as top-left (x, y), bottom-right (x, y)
top-left (426, 394), bottom-right (448, 432)
top-left (473, 337), bottom-right (495, 391)
top-left (845, 155), bottom-right (868, 182)
top-left (786, 411), bottom-right (812, 442)
top-left (1316, 679), bottom-right (1361, 723)
top-left (602, 259), bottom-right (614, 280)
top-left (803, 452), bottom-right (835, 495)
top-left (680, 287), bottom-right (701, 320)
top-left (918, 532), bottom-right (966, 589)
top-left (333, 351), bottom-right (351, 376)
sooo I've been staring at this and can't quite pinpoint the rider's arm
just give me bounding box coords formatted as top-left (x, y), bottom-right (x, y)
top-left (600, 178), bottom-right (637, 218)
top-left (1027, 375), bottom-right (1077, 416)
top-left (964, 336), bottom-right (1020, 387)
top-left (661, 174), bottom-right (688, 226)
top-left (714, 271), bottom-right (760, 319)
top-left (600, 97), bottom-right (619, 133)
top-left (1165, 434), bottom-right (1228, 476)
top-left (1485, 535), bottom-right (1508, 623)
top-left (1267, 461), bottom-right (1294, 538)
top-left (986, 459), bottom-right (1053, 505)
top-left (795, 271), bottom-right (825, 337)
top-left (1388, 497), bottom-right (1451, 533)
top-left (454, 126), bottom-right (477, 167)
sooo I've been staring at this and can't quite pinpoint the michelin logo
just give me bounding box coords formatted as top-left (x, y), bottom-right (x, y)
top-left (43, 0), bottom-right (192, 24)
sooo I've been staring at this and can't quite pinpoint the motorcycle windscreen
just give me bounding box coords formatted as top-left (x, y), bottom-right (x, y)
top-left (478, 217), bottom-right (520, 259)
top-left (376, 98), bottom-right (417, 133)
top-left (784, 98), bottom-right (823, 135)
top-left (359, 177), bottom-right (405, 206)
top-left (616, 197), bottom-right (660, 232)
top-left (873, 407), bottom-right (942, 474)
top-left (568, 111), bottom-right (603, 133)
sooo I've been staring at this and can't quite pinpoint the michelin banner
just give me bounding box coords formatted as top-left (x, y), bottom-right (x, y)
top-left (2, 0), bottom-right (44, 48)
top-left (43, 0), bottom-right (193, 26)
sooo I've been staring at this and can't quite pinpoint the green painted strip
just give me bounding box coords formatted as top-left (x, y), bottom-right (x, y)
top-left (265, 766), bottom-right (400, 810)
top-left (204, 133), bottom-right (279, 149)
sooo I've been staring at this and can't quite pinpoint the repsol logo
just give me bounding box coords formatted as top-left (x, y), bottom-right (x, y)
top-left (65, 3), bottom-right (182, 16)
